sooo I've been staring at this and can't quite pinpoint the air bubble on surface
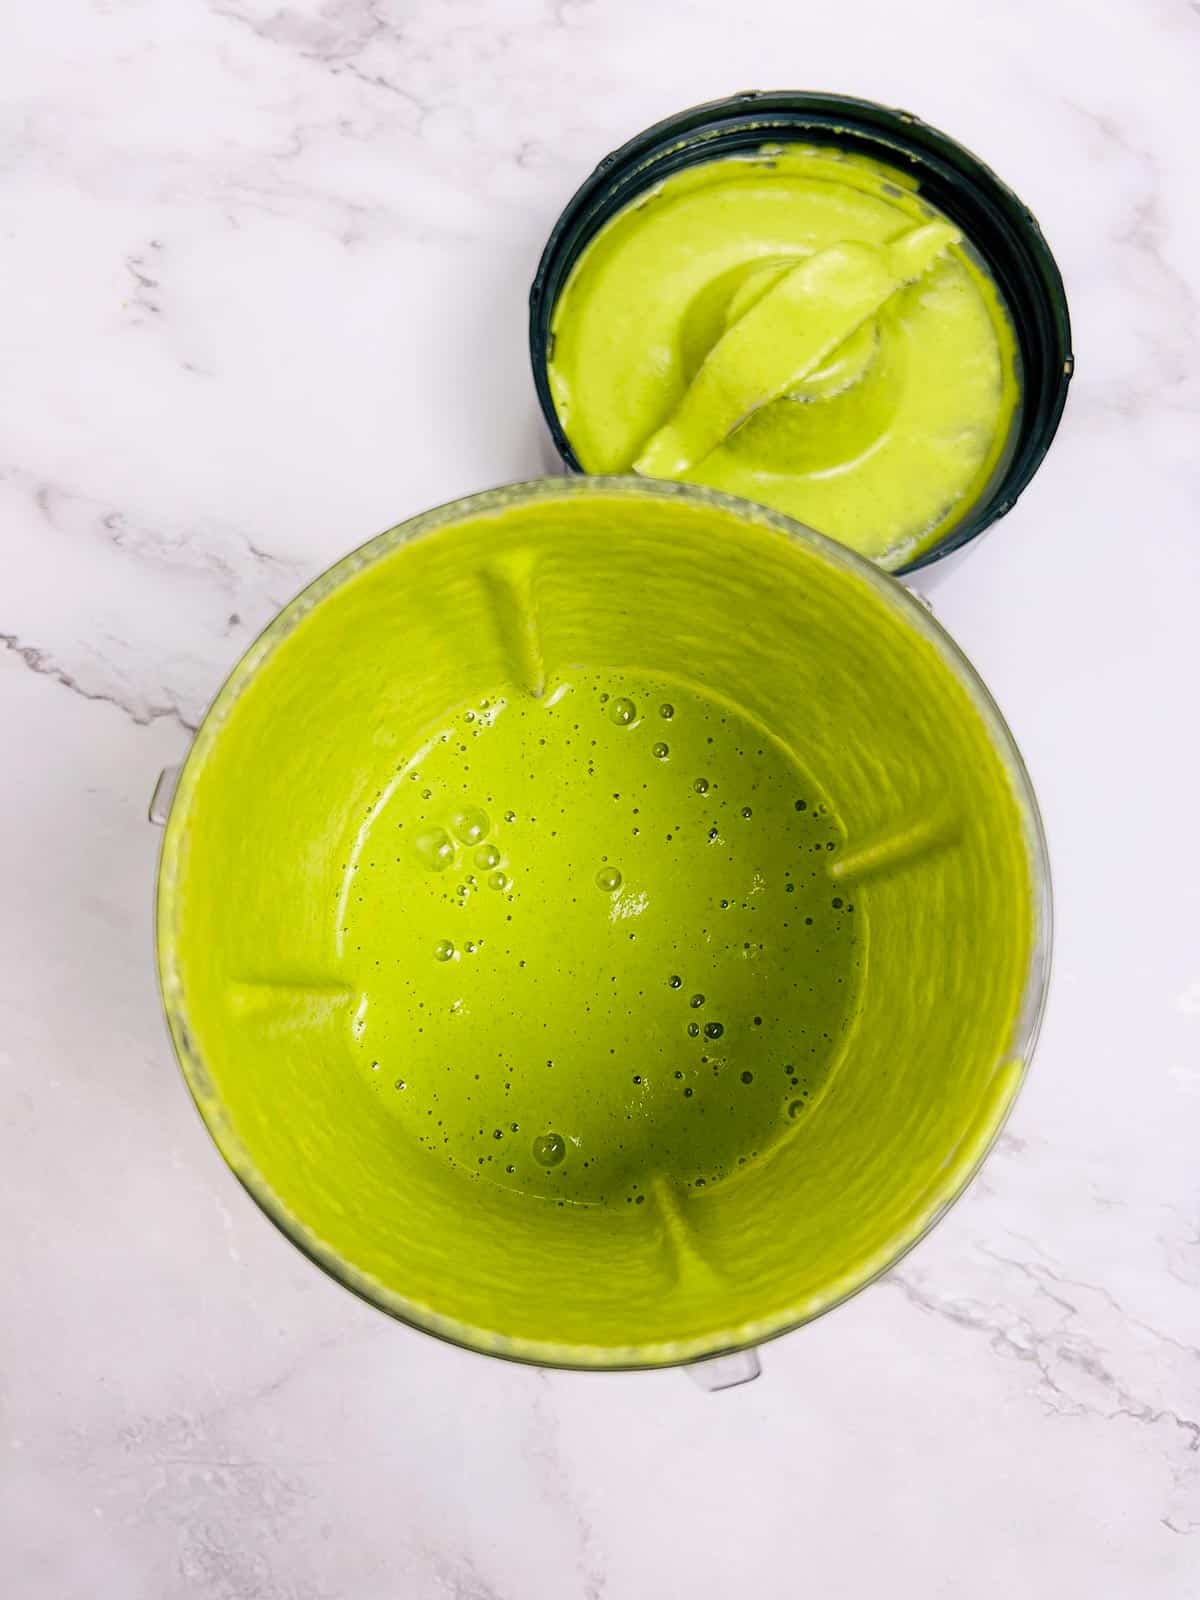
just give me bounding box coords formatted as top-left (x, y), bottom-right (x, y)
top-left (414, 827), bottom-right (455, 871)
top-left (451, 807), bottom-right (490, 846)
top-left (533, 1132), bottom-right (567, 1167)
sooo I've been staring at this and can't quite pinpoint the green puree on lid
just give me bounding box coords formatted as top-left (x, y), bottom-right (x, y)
top-left (547, 145), bottom-right (1022, 566)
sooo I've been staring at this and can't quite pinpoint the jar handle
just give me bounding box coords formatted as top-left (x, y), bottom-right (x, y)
top-left (148, 764), bottom-right (181, 826)
top-left (685, 1348), bottom-right (762, 1391)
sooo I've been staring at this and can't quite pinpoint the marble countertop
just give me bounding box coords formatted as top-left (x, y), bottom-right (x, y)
top-left (3, 2), bottom-right (1199, 1595)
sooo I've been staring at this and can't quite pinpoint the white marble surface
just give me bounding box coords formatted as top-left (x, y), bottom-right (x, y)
top-left (3, 1), bottom-right (1199, 1594)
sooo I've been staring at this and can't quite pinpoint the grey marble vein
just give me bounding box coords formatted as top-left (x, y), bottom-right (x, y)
top-left (890, 1237), bottom-right (1200, 1534)
top-left (0, 631), bottom-right (198, 734)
